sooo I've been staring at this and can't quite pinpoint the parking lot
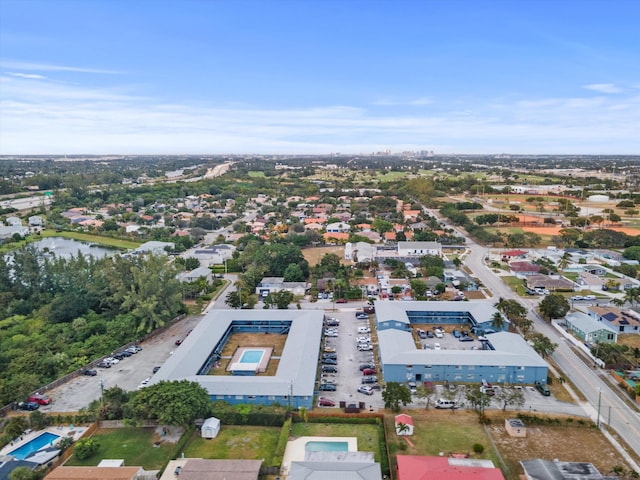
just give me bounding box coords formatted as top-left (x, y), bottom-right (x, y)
top-left (44, 315), bottom-right (202, 412)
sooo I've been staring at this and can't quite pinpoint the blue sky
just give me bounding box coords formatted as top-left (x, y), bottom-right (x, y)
top-left (1, 0), bottom-right (639, 155)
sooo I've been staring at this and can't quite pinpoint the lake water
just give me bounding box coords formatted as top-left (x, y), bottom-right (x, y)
top-left (32, 237), bottom-right (116, 260)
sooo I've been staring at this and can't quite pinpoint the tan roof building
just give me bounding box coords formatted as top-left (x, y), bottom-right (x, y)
top-left (160, 459), bottom-right (261, 480)
top-left (45, 466), bottom-right (144, 480)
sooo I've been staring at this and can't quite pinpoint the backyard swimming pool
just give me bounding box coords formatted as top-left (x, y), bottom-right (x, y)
top-left (9, 432), bottom-right (61, 460)
top-left (305, 440), bottom-right (349, 452)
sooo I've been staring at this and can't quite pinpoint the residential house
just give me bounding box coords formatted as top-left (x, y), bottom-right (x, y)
top-left (28, 215), bottom-right (44, 227)
top-left (574, 272), bottom-right (606, 290)
top-left (324, 232), bottom-right (349, 243)
top-left (5, 216), bottom-right (23, 227)
top-left (397, 241), bottom-right (442, 257)
top-left (326, 222), bottom-right (351, 233)
top-left (397, 455), bottom-right (504, 480)
top-left (587, 306), bottom-right (640, 334)
top-left (186, 244), bottom-right (236, 267)
top-left (358, 230), bottom-right (381, 243)
top-left (525, 274), bottom-right (575, 292)
top-left (444, 268), bottom-right (478, 290)
top-left (256, 277), bottom-right (308, 298)
top-left (583, 265), bottom-right (606, 276)
top-left (134, 241), bottom-right (175, 255)
top-left (0, 225), bottom-right (30, 240)
top-left (501, 249), bottom-right (528, 262)
top-left (160, 459), bottom-right (261, 480)
top-left (178, 267), bottom-right (213, 284)
top-left (44, 466), bottom-right (146, 480)
top-left (565, 312), bottom-right (617, 344)
top-left (509, 261), bottom-right (541, 277)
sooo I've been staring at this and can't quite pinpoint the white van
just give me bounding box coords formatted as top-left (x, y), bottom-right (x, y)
top-left (357, 326), bottom-right (371, 334)
top-left (435, 398), bottom-right (458, 409)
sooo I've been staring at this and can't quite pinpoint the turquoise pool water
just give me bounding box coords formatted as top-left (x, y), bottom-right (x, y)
top-left (240, 349), bottom-right (264, 363)
top-left (9, 432), bottom-right (60, 460)
top-left (305, 441), bottom-right (349, 452)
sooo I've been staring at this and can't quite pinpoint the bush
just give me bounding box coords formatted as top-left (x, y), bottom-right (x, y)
top-left (272, 418), bottom-right (292, 468)
top-left (472, 443), bottom-right (484, 454)
top-left (73, 437), bottom-right (100, 460)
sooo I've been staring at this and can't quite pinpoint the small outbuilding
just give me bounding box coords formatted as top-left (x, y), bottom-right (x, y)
top-left (505, 418), bottom-right (527, 437)
top-left (201, 417), bottom-right (221, 439)
top-left (395, 414), bottom-right (414, 436)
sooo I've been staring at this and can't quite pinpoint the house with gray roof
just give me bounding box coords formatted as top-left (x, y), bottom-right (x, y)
top-left (151, 309), bottom-right (323, 408)
top-left (374, 301), bottom-right (547, 386)
top-left (256, 277), bottom-right (308, 298)
top-left (565, 312), bottom-right (617, 344)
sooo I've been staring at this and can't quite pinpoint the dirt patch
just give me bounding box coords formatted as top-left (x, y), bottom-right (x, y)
top-left (464, 290), bottom-right (486, 300)
top-left (618, 334), bottom-right (640, 350)
top-left (302, 246), bottom-right (347, 266)
top-left (206, 332), bottom-right (287, 376)
top-left (153, 425), bottom-right (183, 444)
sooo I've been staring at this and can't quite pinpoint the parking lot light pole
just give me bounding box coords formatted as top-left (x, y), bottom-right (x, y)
top-left (596, 388), bottom-right (602, 428)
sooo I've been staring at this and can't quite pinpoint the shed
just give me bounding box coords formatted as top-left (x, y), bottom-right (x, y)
top-left (394, 414), bottom-right (414, 436)
top-left (505, 418), bottom-right (526, 437)
top-left (201, 417), bottom-right (221, 439)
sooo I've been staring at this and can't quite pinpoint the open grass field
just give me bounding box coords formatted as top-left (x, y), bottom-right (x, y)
top-left (65, 428), bottom-right (175, 470)
top-left (302, 245), bottom-right (347, 266)
top-left (618, 334), bottom-right (640, 350)
top-left (247, 171), bottom-right (266, 177)
top-left (206, 332), bottom-right (287, 376)
top-left (290, 422), bottom-right (381, 461)
top-left (183, 425), bottom-right (280, 461)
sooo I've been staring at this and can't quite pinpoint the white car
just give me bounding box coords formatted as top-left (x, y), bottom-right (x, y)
top-left (356, 336), bottom-right (371, 343)
top-left (137, 377), bottom-right (151, 389)
top-left (358, 344), bottom-right (373, 351)
top-left (434, 343), bottom-right (442, 350)
top-left (583, 295), bottom-right (596, 301)
top-left (103, 357), bottom-right (119, 365)
top-left (435, 331), bottom-right (444, 338)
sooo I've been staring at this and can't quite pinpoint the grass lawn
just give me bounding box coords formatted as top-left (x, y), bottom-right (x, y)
top-left (40, 230), bottom-right (141, 249)
top-left (247, 171), bottom-right (266, 177)
top-left (385, 411), bottom-right (500, 472)
top-left (291, 422), bottom-right (381, 461)
top-left (502, 276), bottom-right (527, 295)
top-left (183, 425), bottom-right (280, 462)
top-left (65, 428), bottom-right (174, 470)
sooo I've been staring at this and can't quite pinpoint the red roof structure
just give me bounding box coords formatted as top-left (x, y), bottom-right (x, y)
top-left (502, 249), bottom-right (528, 257)
top-left (396, 455), bottom-right (505, 480)
top-left (394, 414), bottom-right (413, 426)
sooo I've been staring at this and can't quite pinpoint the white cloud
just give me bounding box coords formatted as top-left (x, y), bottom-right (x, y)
top-left (583, 83), bottom-right (622, 94)
top-left (1, 60), bottom-right (122, 75)
top-left (8, 72), bottom-right (46, 79)
top-left (1, 73), bottom-right (639, 155)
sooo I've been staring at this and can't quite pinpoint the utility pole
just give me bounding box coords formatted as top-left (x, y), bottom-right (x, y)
top-left (596, 389), bottom-right (602, 428)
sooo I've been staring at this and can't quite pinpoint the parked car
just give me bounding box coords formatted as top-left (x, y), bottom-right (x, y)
top-left (356, 336), bottom-right (371, 343)
top-left (103, 357), bottom-right (119, 365)
top-left (434, 343), bottom-right (442, 350)
top-left (362, 375), bottom-right (378, 384)
top-left (408, 382), bottom-right (417, 394)
top-left (82, 369), bottom-right (97, 376)
top-left (138, 377), bottom-right (151, 390)
top-left (426, 330), bottom-right (434, 338)
top-left (363, 306), bottom-right (375, 314)
top-left (417, 329), bottom-right (427, 339)
top-left (358, 385), bottom-right (374, 395)
top-left (459, 336), bottom-right (474, 342)
top-left (583, 295), bottom-right (596, 301)
top-left (357, 344), bottom-right (373, 351)
top-left (112, 352), bottom-right (128, 360)
top-left (322, 353), bottom-right (337, 360)
top-left (175, 329), bottom-right (193, 346)
top-left (126, 345), bottom-right (143, 353)
top-left (322, 358), bottom-right (337, 365)
top-left (434, 330), bottom-right (444, 338)
top-left (320, 377), bottom-right (337, 385)
top-left (19, 401), bottom-right (39, 411)
top-left (322, 365), bottom-right (338, 373)
top-left (336, 298), bottom-right (348, 304)
top-left (355, 312), bottom-right (369, 319)
top-left (97, 361), bottom-right (112, 368)
top-left (318, 397), bottom-right (336, 407)
top-left (571, 295), bottom-right (584, 301)
top-left (28, 394), bottom-right (51, 405)
top-left (325, 318), bottom-right (340, 326)
top-left (319, 383), bottom-right (337, 391)
top-left (452, 329), bottom-right (461, 338)
top-left (323, 346), bottom-right (336, 353)
top-left (362, 368), bottom-right (377, 375)
top-left (359, 363), bottom-right (375, 371)
top-left (535, 381), bottom-right (551, 396)
top-left (152, 366), bottom-right (161, 374)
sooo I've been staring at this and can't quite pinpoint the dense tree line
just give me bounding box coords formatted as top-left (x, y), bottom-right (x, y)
top-left (0, 248), bottom-right (185, 406)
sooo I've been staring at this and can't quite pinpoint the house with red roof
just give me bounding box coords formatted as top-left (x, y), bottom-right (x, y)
top-left (509, 261), bottom-right (541, 277)
top-left (397, 455), bottom-right (504, 480)
top-left (501, 249), bottom-right (528, 261)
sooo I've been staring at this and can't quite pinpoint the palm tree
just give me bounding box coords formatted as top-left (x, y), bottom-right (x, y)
top-left (396, 422), bottom-right (411, 435)
top-left (624, 287), bottom-right (640, 307)
top-left (558, 252), bottom-right (571, 271)
top-left (491, 312), bottom-right (506, 332)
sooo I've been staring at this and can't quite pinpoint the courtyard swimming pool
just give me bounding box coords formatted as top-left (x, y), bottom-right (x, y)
top-left (305, 440), bottom-right (349, 452)
top-left (9, 432), bottom-right (61, 460)
top-left (240, 349), bottom-right (264, 363)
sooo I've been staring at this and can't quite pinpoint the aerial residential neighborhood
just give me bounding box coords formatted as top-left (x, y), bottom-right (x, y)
top-left (0, 154), bottom-right (639, 480)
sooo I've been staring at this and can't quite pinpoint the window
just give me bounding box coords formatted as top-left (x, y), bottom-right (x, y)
top-left (268, 396), bottom-right (275, 400)
top-left (468, 365), bottom-right (475, 370)
top-left (467, 374), bottom-right (476, 380)
top-left (499, 366), bottom-right (506, 370)
top-left (235, 395), bottom-right (243, 400)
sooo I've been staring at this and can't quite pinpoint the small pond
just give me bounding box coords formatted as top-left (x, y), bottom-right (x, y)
top-left (31, 237), bottom-right (117, 259)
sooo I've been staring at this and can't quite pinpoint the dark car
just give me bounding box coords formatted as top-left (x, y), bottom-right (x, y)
top-left (322, 358), bottom-right (337, 365)
top-left (18, 401), bottom-right (39, 411)
top-left (322, 353), bottom-right (337, 360)
top-left (362, 375), bottom-right (378, 384)
top-left (459, 336), bottom-right (474, 342)
top-left (363, 306), bottom-right (375, 314)
top-left (426, 330), bottom-right (434, 338)
top-left (355, 312), bottom-right (368, 319)
top-left (82, 369), bottom-right (97, 376)
top-left (153, 366), bottom-right (161, 374)
top-left (319, 383), bottom-right (337, 391)
top-left (535, 381), bottom-right (551, 396)
top-left (359, 363), bottom-right (375, 371)
top-left (452, 329), bottom-right (461, 338)
top-left (112, 352), bottom-right (127, 360)
top-left (322, 365), bottom-right (338, 373)
top-left (318, 397), bottom-right (336, 407)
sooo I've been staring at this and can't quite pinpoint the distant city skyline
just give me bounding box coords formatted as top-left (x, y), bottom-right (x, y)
top-left (1, 0), bottom-right (639, 155)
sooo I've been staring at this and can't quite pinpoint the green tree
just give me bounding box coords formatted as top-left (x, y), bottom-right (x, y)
top-left (264, 290), bottom-right (295, 309)
top-left (372, 218), bottom-right (394, 235)
top-left (283, 264), bottom-right (306, 282)
top-left (8, 467), bottom-right (39, 480)
top-left (382, 382), bottom-right (412, 413)
top-left (539, 293), bottom-right (570, 320)
top-left (465, 384), bottom-right (491, 412)
top-left (130, 380), bottom-right (211, 426)
top-left (495, 386), bottom-right (525, 411)
top-left (491, 312), bottom-right (506, 332)
top-left (558, 252), bottom-right (572, 271)
top-left (529, 333), bottom-right (558, 358)
top-left (414, 383), bottom-right (436, 409)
